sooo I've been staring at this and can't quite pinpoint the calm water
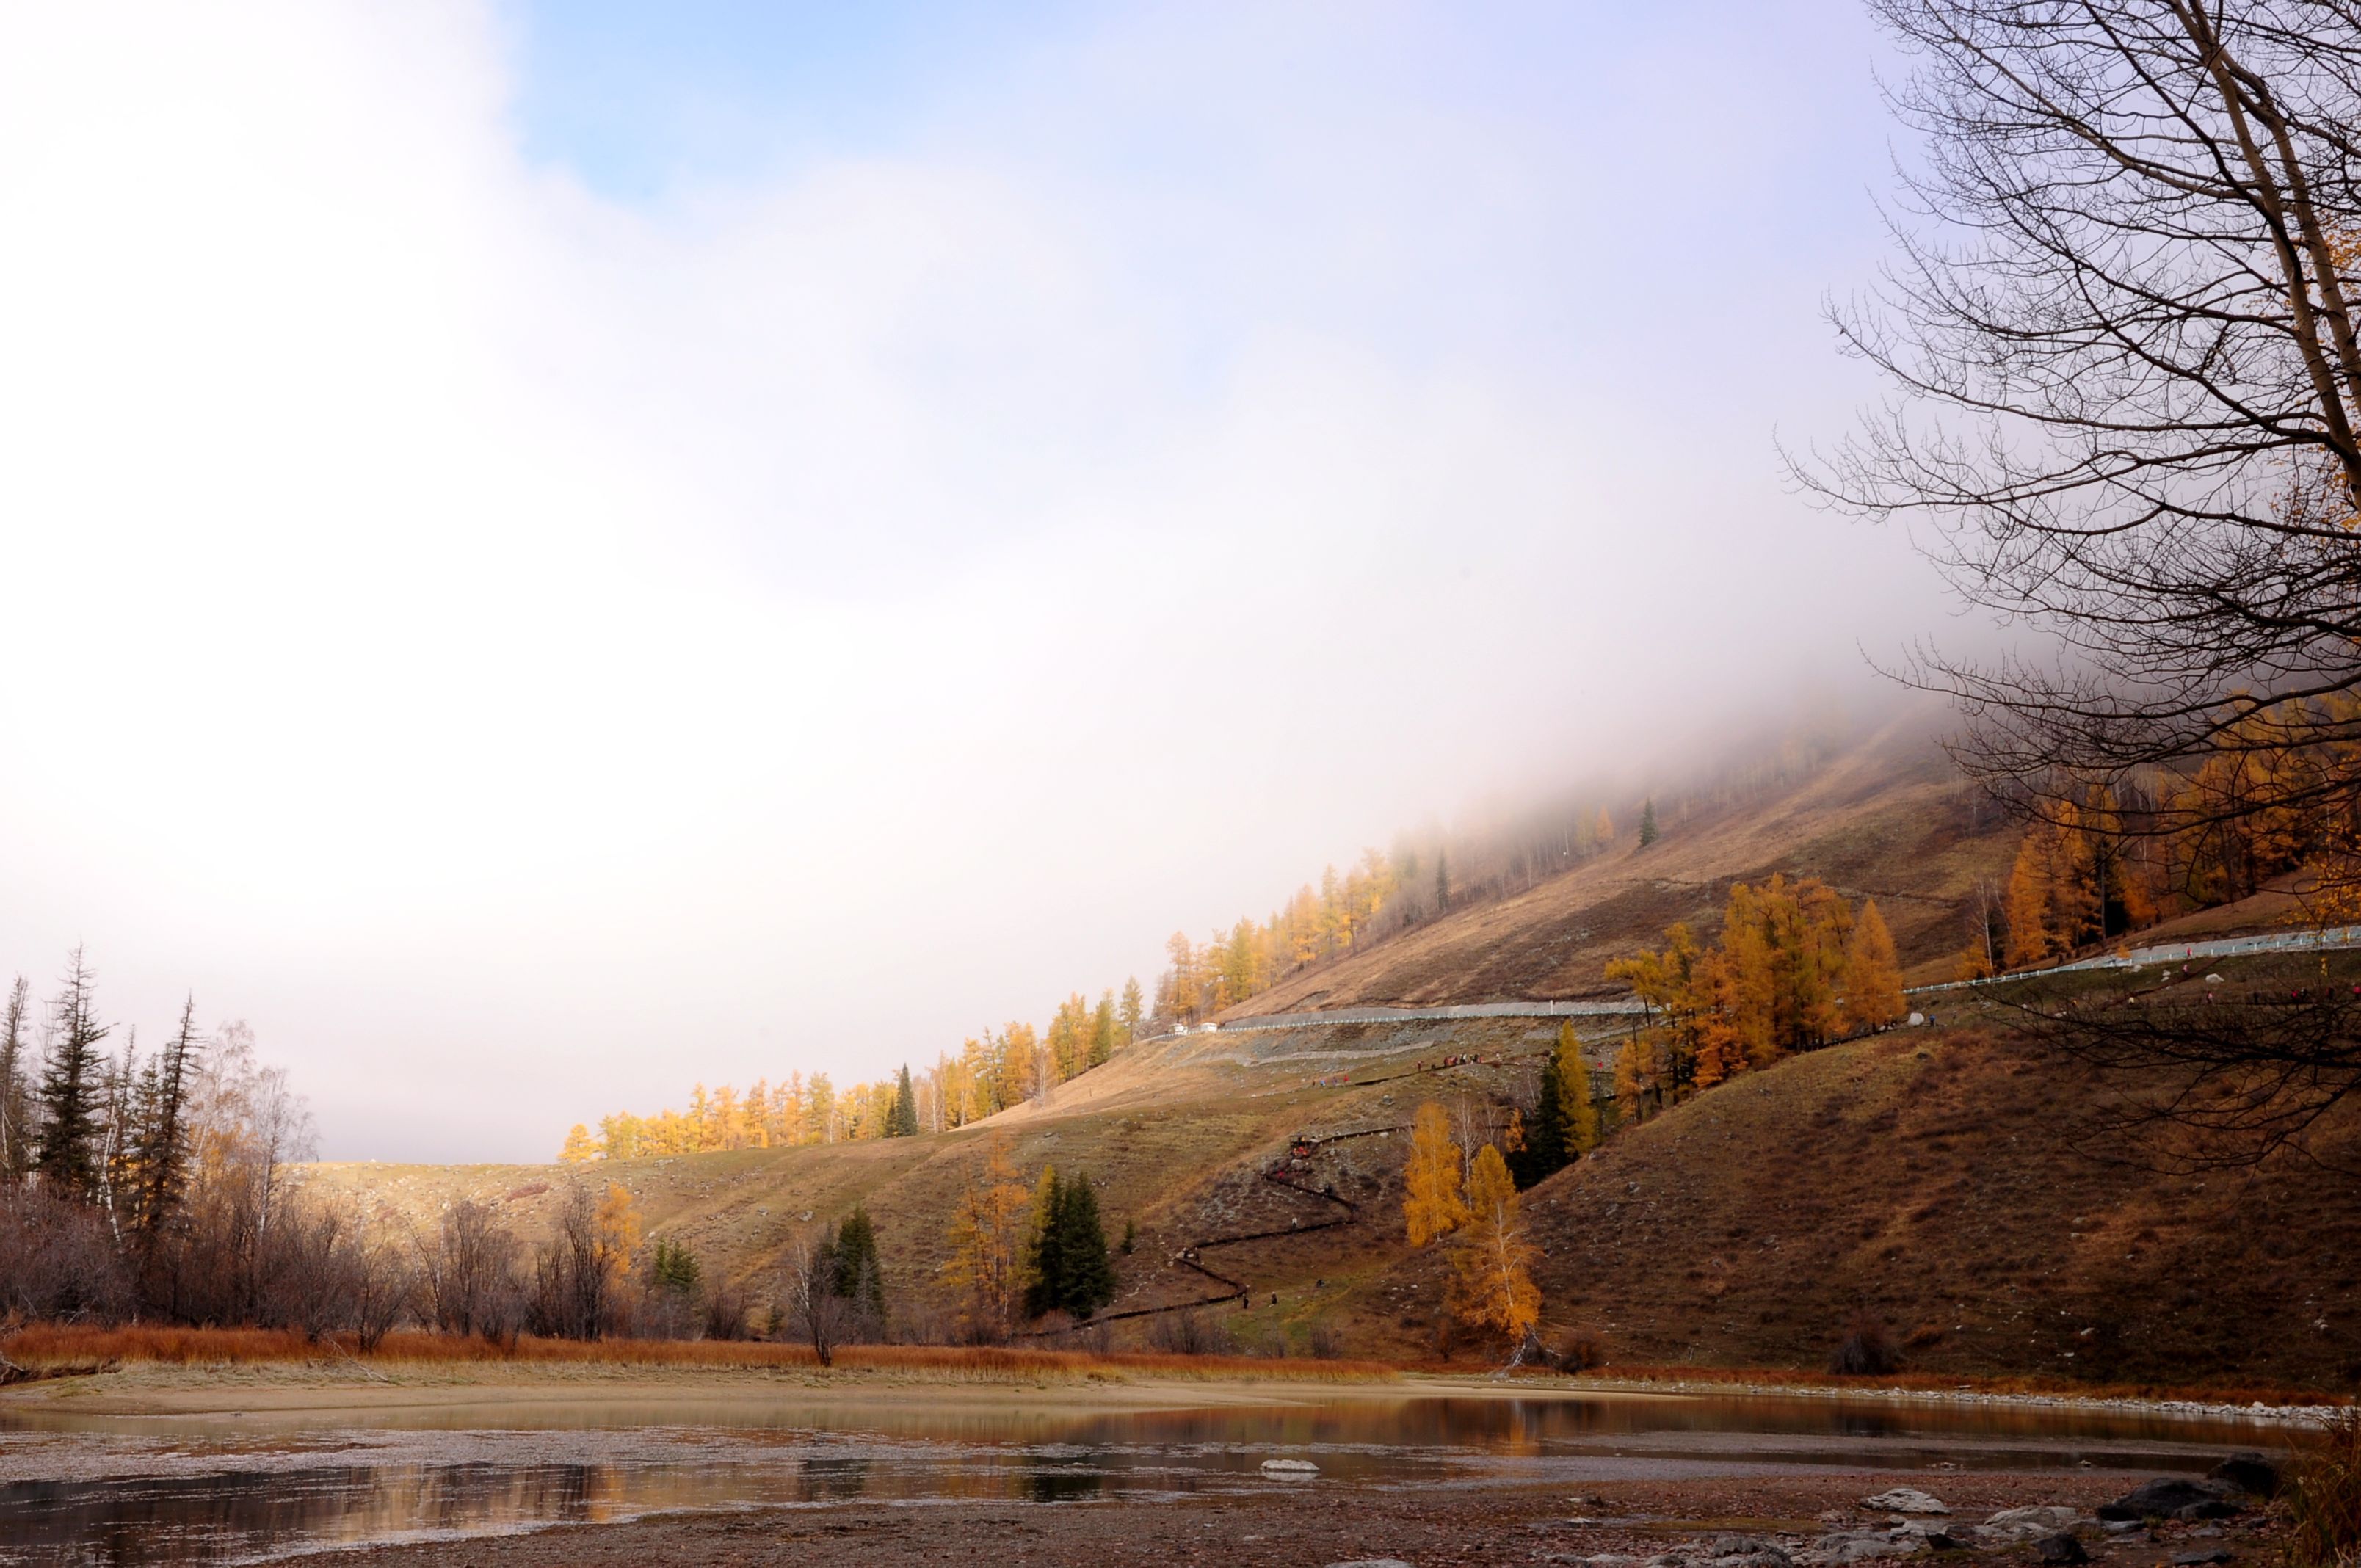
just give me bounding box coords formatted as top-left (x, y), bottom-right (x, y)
top-left (0, 1390), bottom-right (2289, 1566)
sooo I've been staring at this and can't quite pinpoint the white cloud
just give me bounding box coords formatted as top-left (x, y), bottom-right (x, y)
top-left (0, 1), bottom-right (1936, 1158)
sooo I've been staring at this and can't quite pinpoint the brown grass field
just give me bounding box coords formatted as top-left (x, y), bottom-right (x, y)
top-left (4, 1323), bottom-right (2350, 1412)
top-left (0, 1324), bottom-right (1393, 1382)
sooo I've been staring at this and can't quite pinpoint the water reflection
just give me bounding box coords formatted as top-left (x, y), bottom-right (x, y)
top-left (0, 1392), bottom-right (2291, 1568)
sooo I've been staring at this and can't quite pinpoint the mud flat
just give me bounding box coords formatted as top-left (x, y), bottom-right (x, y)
top-left (269, 1468), bottom-right (2278, 1568)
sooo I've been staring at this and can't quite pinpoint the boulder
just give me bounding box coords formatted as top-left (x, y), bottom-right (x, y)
top-left (2034, 1535), bottom-right (2088, 1566)
top-left (1261, 1458), bottom-right (1319, 1476)
top-left (1799, 1531), bottom-right (1928, 1564)
top-left (1980, 1507), bottom-right (2081, 1539)
top-left (2208, 1453), bottom-right (2280, 1498)
top-left (2096, 1478), bottom-right (2241, 1522)
top-left (1862, 1488), bottom-right (1951, 1515)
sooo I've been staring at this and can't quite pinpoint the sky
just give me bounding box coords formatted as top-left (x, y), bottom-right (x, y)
top-left (0, 1), bottom-right (1953, 1161)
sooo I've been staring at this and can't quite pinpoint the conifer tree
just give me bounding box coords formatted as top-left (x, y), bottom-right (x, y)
top-left (832, 1205), bottom-right (887, 1325)
top-left (653, 1236), bottom-right (701, 1296)
top-left (1048, 1169), bottom-right (1116, 1319)
top-left (1404, 1102), bottom-right (1468, 1245)
top-left (1117, 978), bottom-right (1144, 1042)
top-left (559, 1124), bottom-right (599, 1162)
top-left (132, 995), bottom-right (200, 1241)
top-left (1509, 1036), bottom-right (1567, 1188)
top-left (1024, 1166), bottom-right (1065, 1318)
top-left (888, 1065), bottom-right (918, 1137)
top-left (35, 947), bottom-right (111, 1200)
top-left (1638, 799), bottom-right (1660, 848)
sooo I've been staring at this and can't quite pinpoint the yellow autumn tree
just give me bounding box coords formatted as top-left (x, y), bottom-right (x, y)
top-left (1842, 899), bottom-right (1907, 1032)
top-left (1559, 1027), bottom-right (1600, 1157)
top-left (595, 1181), bottom-right (641, 1291)
top-left (943, 1136), bottom-right (1032, 1342)
top-left (558, 1124), bottom-right (599, 1163)
top-left (1403, 1101), bottom-right (1469, 1246)
top-left (1448, 1144), bottom-right (1541, 1343)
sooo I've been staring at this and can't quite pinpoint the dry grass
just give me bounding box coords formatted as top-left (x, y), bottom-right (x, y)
top-left (1500, 1359), bottom-right (2356, 1409)
top-left (1475, 1025), bottom-right (2361, 1391)
top-left (2285, 1409), bottom-right (2361, 1568)
top-left (0, 1324), bottom-right (1395, 1382)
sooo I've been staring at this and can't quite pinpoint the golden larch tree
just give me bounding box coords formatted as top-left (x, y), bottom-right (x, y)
top-left (944, 1136), bottom-right (1031, 1342)
top-left (1403, 1101), bottom-right (1468, 1246)
top-left (1448, 1143), bottom-right (1541, 1343)
top-left (1559, 1027), bottom-right (1600, 1157)
top-left (1842, 899), bottom-right (1907, 1032)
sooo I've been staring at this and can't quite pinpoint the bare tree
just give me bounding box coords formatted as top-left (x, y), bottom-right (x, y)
top-left (417, 1199), bottom-right (523, 1341)
top-left (777, 1230), bottom-right (854, 1367)
top-left (1804, 0), bottom-right (2361, 1157)
top-left (529, 1183), bottom-right (630, 1340)
top-left (1807, 1), bottom-right (2361, 821)
top-left (0, 976), bottom-right (32, 1181)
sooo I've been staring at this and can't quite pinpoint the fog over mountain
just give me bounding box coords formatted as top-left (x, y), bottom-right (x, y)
top-left (0, 2), bottom-right (1957, 1159)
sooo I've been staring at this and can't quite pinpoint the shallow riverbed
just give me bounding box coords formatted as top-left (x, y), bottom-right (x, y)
top-left (0, 1386), bottom-right (2292, 1566)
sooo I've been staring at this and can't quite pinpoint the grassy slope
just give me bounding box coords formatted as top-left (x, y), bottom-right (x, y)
top-left (308, 1016), bottom-right (1594, 1344)
top-left (1349, 1008), bottom-right (2361, 1391)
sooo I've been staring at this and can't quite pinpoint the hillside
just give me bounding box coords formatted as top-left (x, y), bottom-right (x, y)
top-left (1227, 706), bottom-right (2013, 1013)
top-left (304, 705), bottom-right (2361, 1390)
top-left (1349, 1006), bottom-right (2361, 1389)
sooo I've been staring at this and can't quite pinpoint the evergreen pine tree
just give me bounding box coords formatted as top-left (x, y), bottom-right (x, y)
top-left (1509, 1029), bottom-right (1570, 1187)
top-left (888, 1065), bottom-right (919, 1136)
top-left (1435, 849), bottom-right (1451, 912)
top-left (34, 947), bottom-right (112, 1200)
top-left (133, 995), bottom-right (200, 1241)
top-left (1023, 1166), bottom-right (1065, 1318)
top-left (1638, 799), bottom-right (1660, 848)
top-left (832, 1205), bottom-right (887, 1324)
top-left (1052, 1171), bottom-right (1117, 1318)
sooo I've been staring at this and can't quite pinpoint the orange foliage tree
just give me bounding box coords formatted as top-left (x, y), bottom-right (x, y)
top-left (1446, 1144), bottom-right (1541, 1345)
top-left (1402, 1101), bottom-right (1468, 1246)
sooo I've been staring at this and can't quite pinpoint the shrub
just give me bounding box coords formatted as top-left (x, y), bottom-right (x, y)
top-left (2285, 1409), bottom-right (2361, 1568)
top-left (0, 1188), bottom-right (131, 1324)
top-left (1828, 1310), bottom-right (1899, 1377)
top-left (1555, 1329), bottom-right (1607, 1371)
top-left (1147, 1308), bottom-right (1238, 1357)
top-left (701, 1277), bottom-right (753, 1342)
top-left (1306, 1323), bottom-right (1344, 1360)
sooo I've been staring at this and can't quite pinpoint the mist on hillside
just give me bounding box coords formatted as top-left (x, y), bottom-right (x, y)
top-left (0, 5), bottom-right (1968, 1161)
